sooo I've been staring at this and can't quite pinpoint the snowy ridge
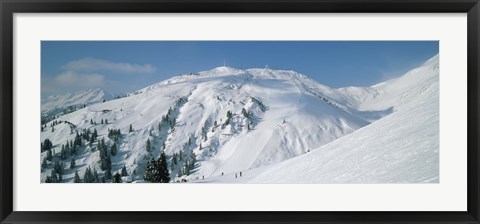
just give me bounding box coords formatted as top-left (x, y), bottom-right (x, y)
top-left (41, 88), bottom-right (113, 120)
top-left (247, 55), bottom-right (439, 183)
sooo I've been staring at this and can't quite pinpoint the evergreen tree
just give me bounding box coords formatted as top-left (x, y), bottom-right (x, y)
top-left (222, 110), bottom-right (233, 128)
top-left (74, 170), bottom-right (81, 183)
top-left (158, 151), bottom-right (171, 183)
top-left (113, 172), bottom-right (122, 183)
top-left (100, 152), bottom-right (111, 171)
top-left (41, 157), bottom-right (48, 170)
top-left (91, 129), bottom-right (98, 142)
top-left (53, 161), bottom-right (62, 173)
top-left (241, 108), bottom-right (248, 117)
top-left (101, 119), bottom-right (104, 124)
top-left (42, 139), bottom-right (53, 152)
top-left (46, 148), bottom-right (53, 161)
top-left (183, 160), bottom-right (190, 176)
top-left (50, 170), bottom-right (59, 183)
top-left (182, 152), bottom-right (197, 175)
top-left (83, 166), bottom-right (94, 183)
top-left (129, 124), bottom-right (133, 132)
top-left (110, 143), bottom-right (117, 156)
top-left (53, 161), bottom-right (64, 179)
top-left (172, 153), bottom-right (178, 165)
top-left (60, 147), bottom-right (68, 160)
top-left (108, 128), bottom-right (121, 142)
top-left (105, 155), bottom-right (111, 171)
top-left (72, 145), bottom-right (78, 156)
top-left (146, 139), bottom-right (151, 152)
top-left (101, 138), bottom-right (106, 150)
top-left (121, 165), bottom-right (128, 176)
top-left (70, 158), bottom-right (75, 169)
top-left (144, 158), bottom-right (161, 183)
top-left (170, 159), bottom-right (175, 172)
top-left (105, 167), bottom-right (112, 180)
top-left (99, 144), bottom-right (106, 160)
top-left (189, 152), bottom-right (196, 171)
top-left (74, 132), bottom-right (82, 147)
top-left (105, 119), bottom-right (108, 124)
top-left (93, 168), bottom-right (99, 183)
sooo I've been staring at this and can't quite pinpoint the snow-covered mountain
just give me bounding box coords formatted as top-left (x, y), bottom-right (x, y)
top-left (40, 54), bottom-right (439, 183)
top-left (41, 88), bottom-right (113, 121)
top-left (249, 56), bottom-right (439, 183)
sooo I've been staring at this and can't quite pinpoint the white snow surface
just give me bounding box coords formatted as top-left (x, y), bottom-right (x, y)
top-left (40, 54), bottom-right (439, 183)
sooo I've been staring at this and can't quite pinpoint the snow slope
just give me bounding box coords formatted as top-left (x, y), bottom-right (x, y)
top-left (248, 55), bottom-right (439, 183)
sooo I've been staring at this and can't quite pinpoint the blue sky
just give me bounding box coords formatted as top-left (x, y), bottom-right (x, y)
top-left (41, 41), bottom-right (438, 98)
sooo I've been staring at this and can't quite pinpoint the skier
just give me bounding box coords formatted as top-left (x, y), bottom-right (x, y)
top-left (240, 172), bottom-right (242, 177)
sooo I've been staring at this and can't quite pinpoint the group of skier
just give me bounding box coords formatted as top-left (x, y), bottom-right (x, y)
top-left (220, 171), bottom-right (243, 178)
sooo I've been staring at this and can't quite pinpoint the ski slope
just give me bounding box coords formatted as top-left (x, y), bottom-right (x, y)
top-left (248, 55), bottom-right (439, 183)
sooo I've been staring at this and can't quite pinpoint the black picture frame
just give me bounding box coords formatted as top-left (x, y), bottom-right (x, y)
top-left (1, 0), bottom-right (479, 223)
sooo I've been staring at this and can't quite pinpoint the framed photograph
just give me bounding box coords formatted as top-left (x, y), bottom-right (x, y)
top-left (1, 0), bottom-right (479, 223)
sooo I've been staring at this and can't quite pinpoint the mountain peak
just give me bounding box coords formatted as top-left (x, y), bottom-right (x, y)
top-left (207, 66), bottom-right (243, 74)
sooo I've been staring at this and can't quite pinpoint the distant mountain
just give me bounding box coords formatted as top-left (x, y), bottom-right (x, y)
top-left (41, 88), bottom-right (113, 121)
top-left (40, 55), bottom-right (439, 183)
